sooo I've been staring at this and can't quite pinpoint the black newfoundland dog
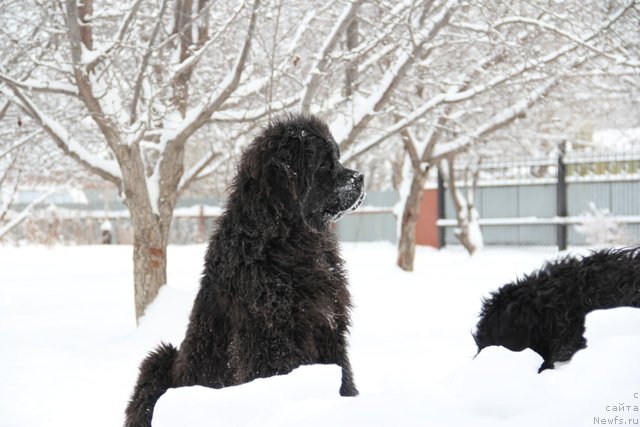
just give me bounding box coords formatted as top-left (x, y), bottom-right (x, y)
top-left (125, 114), bottom-right (364, 427)
top-left (474, 247), bottom-right (640, 373)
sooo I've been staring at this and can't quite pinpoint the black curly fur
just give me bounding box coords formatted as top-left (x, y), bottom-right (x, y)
top-left (474, 247), bottom-right (640, 373)
top-left (125, 114), bottom-right (363, 427)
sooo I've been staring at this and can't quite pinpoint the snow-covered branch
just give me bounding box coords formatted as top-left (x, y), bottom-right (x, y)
top-left (84, 0), bottom-right (146, 71)
top-left (210, 95), bottom-right (299, 122)
top-left (431, 78), bottom-right (559, 163)
top-left (64, 0), bottom-right (122, 148)
top-left (343, 0), bottom-right (634, 164)
top-left (0, 188), bottom-right (60, 241)
top-left (129, 0), bottom-right (169, 124)
top-left (159, 0), bottom-right (259, 149)
top-left (493, 15), bottom-right (640, 68)
top-left (338, 1), bottom-right (410, 64)
top-left (336, 0), bottom-right (459, 150)
top-left (299, 0), bottom-right (362, 114)
top-left (0, 130), bottom-right (43, 161)
top-left (178, 152), bottom-right (221, 195)
top-left (0, 73), bottom-right (78, 97)
top-left (168, 1), bottom-right (246, 86)
top-left (0, 85), bottom-right (122, 185)
top-left (0, 159), bottom-right (18, 223)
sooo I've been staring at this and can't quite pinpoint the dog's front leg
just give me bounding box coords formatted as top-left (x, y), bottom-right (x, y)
top-left (339, 355), bottom-right (358, 396)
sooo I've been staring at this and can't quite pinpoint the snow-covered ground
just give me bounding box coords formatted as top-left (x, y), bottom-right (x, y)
top-left (1, 243), bottom-right (639, 427)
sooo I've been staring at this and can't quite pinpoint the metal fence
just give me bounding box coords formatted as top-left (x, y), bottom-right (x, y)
top-left (439, 149), bottom-right (640, 247)
top-left (4, 190), bottom-right (400, 245)
top-left (335, 190), bottom-right (398, 243)
top-left (5, 149), bottom-right (638, 247)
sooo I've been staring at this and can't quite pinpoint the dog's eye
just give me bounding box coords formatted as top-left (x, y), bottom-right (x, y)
top-left (318, 159), bottom-right (332, 172)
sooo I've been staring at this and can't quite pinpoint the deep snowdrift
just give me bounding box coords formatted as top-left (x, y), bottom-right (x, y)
top-left (1, 243), bottom-right (639, 427)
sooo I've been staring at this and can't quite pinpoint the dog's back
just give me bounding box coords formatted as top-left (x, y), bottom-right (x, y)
top-left (565, 247), bottom-right (640, 309)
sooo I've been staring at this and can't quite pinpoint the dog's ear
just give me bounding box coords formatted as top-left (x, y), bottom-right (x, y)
top-left (247, 129), bottom-right (300, 206)
top-left (267, 126), bottom-right (312, 200)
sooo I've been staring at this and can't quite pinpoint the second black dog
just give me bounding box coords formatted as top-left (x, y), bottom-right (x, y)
top-left (474, 247), bottom-right (640, 372)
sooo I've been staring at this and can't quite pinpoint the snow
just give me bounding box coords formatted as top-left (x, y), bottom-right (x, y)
top-left (100, 220), bottom-right (113, 232)
top-left (2, 243), bottom-right (640, 427)
top-left (146, 169), bottom-right (160, 216)
top-left (592, 128), bottom-right (640, 151)
top-left (574, 203), bottom-right (632, 245)
top-left (466, 208), bottom-right (484, 252)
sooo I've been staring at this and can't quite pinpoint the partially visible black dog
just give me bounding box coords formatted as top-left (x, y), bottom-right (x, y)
top-left (474, 247), bottom-right (640, 373)
top-left (125, 114), bottom-right (364, 427)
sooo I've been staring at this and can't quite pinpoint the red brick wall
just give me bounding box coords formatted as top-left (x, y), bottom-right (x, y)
top-left (416, 189), bottom-right (439, 247)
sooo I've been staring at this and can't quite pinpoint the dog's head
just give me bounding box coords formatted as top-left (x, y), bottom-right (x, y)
top-left (238, 114), bottom-right (365, 228)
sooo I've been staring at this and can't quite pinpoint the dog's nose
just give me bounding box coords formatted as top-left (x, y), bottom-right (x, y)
top-left (354, 172), bottom-right (364, 186)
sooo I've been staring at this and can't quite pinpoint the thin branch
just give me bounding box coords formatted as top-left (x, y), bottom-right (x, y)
top-left (130, 0), bottom-right (169, 124)
top-left (0, 72), bottom-right (78, 97)
top-left (343, 0), bottom-right (633, 163)
top-left (337, 0), bottom-right (459, 150)
top-left (493, 15), bottom-right (640, 67)
top-left (64, 0), bottom-right (121, 147)
top-left (0, 85), bottom-right (122, 185)
top-left (210, 96), bottom-right (299, 123)
top-left (167, 1), bottom-right (245, 90)
top-left (161, 0), bottom-right (260, 148)
top-left (299, 0), bottom-right (362, 114)
top-left (0, 187), bottom-right (61, 240)
top-left (430, 78), bottom-right (560, 164)
top-left (178, 152), bottom-right (221, 195)
top-left (0, 130), bottom-right (44, 160)
top-left (85, 0), bottom-right (146, 71)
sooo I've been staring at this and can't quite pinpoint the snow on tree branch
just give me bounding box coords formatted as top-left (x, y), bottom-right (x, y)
top-left (0, 73), bottom-right (78, 97)
top-left (0, 85), bottom-right (122, 185)
top-left (342, 0), bottom-right (635, 164)
top-left (0, 130), bottom-right (43, 161)
top-left (168, 1), bottom-right (246, 86)
top-left (159, 0), bottom-right (259, 150)
top-left (81, 0), bottom-right (146, 71)
top-left (129, 0), bottom-right (169, 124)
top-left (0, 188), bottom-right (60, 241)
top-left (299, 0), bottom-right (362, 114)
top-left (431, 78), bottom-right (559, 162)
top-left (336, 0), bottom-right (459, 150)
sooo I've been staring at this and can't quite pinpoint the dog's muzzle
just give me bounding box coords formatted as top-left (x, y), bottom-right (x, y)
top-left (328, 171), bottom-right (366, 222)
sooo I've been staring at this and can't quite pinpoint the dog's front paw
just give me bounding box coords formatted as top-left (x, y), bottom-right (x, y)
top-left (340, 383), bottom-right (359, 397)
top-left (538, 360), bottom-right (555, 373)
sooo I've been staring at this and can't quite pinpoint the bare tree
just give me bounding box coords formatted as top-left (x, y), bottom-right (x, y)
top-left (0, 0), bottom-right (262, 320)
top-left (442, 153), bottom-right (483, 255)
top-left (330, 0), bottom-right (639, 270)
top-left (1, 0), bottom-right (638, 307)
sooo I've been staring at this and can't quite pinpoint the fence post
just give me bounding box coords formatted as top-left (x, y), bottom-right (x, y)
top-left (437, 167), bottom-right (446, 248)
top-left (556, 141), bottom-right (568, 251)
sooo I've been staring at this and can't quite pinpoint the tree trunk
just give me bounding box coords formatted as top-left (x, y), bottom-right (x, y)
top-left (78, 0), bottom-right (93, 50)
top-left (119, 145), bottom-right (176, 321)
top-left (131, 215), bottom-right (170, 321)
top-left (444, 155), bottom-right (482, 255)
top-left (397, 170), bottom-right (427, 271)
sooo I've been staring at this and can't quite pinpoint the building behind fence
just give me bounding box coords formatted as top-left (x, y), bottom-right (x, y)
top-left (3, 149), bottom-right (639, 247)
